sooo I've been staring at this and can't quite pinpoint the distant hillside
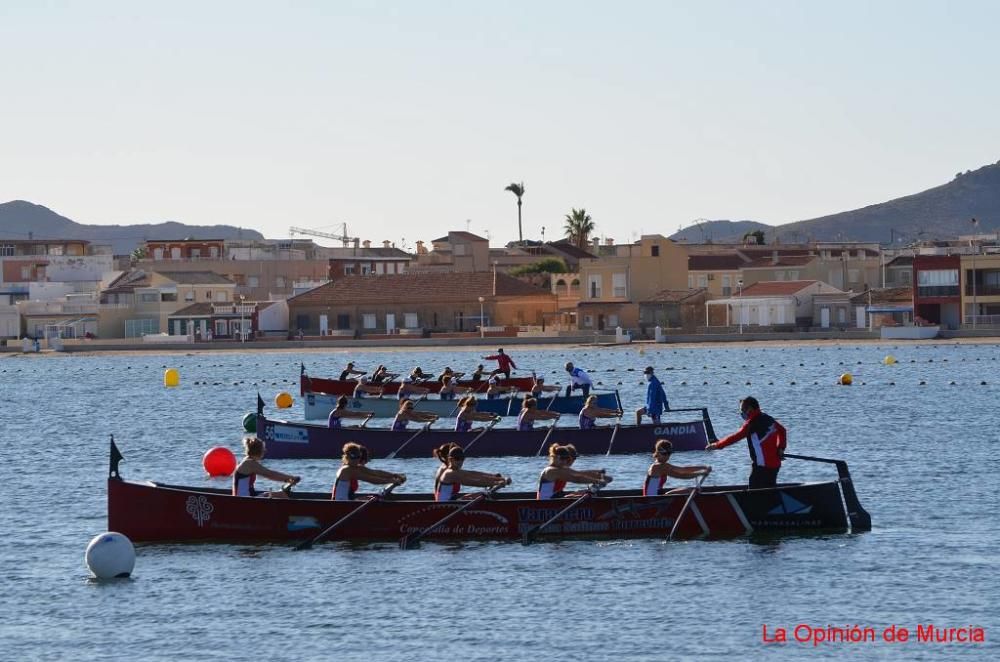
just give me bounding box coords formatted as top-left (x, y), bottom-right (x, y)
top-left (0, 200), bottom-right (263, 255)
top-left (670, 220), bottom-right (773, 244)
top-left (776, 162), bottom-right (1000, 243)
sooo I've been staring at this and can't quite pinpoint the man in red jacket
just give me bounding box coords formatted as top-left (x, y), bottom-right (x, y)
top-left (705, 396), bottom-right (786, 489)
top-left (483, 348), bottom-right (517, 380)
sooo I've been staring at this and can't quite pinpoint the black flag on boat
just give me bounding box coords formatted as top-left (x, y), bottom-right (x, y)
top-left (109, 436), bottom-right (124, 479)
top-left (257, 392), bottom-right (265, 416)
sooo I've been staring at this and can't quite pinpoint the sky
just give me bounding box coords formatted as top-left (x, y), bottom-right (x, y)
top-left (2, 0), bottom-right (999, 247)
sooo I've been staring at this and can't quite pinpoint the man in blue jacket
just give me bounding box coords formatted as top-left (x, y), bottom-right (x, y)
top-left (635, 366), bottom-right (669, 425)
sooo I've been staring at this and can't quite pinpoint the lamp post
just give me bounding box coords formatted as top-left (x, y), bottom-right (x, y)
top-left (239, 294), bottom-right (245, 342)
top-left (737, 279), bottom-right (744, 334)
top-left (478, 296), bottom-right (485, 338)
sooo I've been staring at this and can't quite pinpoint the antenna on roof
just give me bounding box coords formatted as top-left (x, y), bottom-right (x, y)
top-left (465, 219), bottom-right (471, 232)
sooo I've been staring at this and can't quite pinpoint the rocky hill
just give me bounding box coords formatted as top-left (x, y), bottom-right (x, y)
top-left (0, 200), bottom-right (263, 255)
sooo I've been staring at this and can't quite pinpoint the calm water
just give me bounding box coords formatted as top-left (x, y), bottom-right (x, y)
top-left (1, 342), bottom-right (997, 660)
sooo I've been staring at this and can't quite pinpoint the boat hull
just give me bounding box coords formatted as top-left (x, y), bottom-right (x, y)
top-left (258, 413), bottom-right (715, 459)
top-left (302, 372), bottom-right (536, 397)
top-left (302, 391), bottom-right (621, 419)
top-left (108, 478), bottom-right (861, 544)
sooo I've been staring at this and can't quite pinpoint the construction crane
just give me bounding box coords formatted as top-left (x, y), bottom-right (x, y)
top-left (289, 223), bottom-right (357, 246)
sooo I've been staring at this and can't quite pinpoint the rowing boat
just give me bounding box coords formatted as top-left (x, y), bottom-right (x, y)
top-left (257, 410), bottom-right (717, 459)
top-left (105, 442), bottom-right (871, 544)
top-left (302, 390), bottom-right (622, 419)
top-left (301, 365), bottom-right (536, 397)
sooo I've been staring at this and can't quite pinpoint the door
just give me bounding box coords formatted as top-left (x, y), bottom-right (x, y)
top-left (856, 306), bottom-right (866, 329)
top-left (319, 314), bottom-right (328, 336)
top-left (199, 320), bottom-right (208, 337)
top-left (759, 306), bottom-right (771, 326)
top-left (386, 313), bottom-right (396, 334)
top-left (820, 308), bottom-right (830, 328)
top-left (172, 320), bottom-right (182, 335)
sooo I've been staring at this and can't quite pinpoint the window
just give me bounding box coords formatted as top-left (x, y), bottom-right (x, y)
top-left (215, 320), bottom-right (228, 337)
top-left (651, 245), bottom-right (660, 257)
top-left (722, 275), bottom-right (731, 296)
top-left (161, 292), bottom-right (177, 302)
top-left (0, 245), bottom-right (14, 256)
top-left (272, 276), bottom-right (284, 288)
top-left (216, 291), bottom-right (228, 302)
top-left (140, 293), bottom-right (159, 303)
top-left (153, 248), bottom-right (164, 260)
top-left (688, 275), bottom-right (694, 288)
top-left (48, 245), bottom-right (64, 256)
top-left (191, 248), bottom-right (201, 258)
top-left (588, 275), bottom-right (602, 298)
top-left (361, 265), bottom-right (371, 275)
top-left (918, 269), bottom-right (959, 286)
top-left (387, 262), bottom-right (396, 274)
top-left (583, 314), bottom-right (594, 328)
top-left (210, 246), bottom-right (219, 258)
top-left (344, 265), bottom-right (355, 275)
top-left (612, 273), bottom-right (627, 297)
top-left (362, 314), bottom-right (376, 329)
top-left (404, 313), bottom-right (418, 328)
top-left (696, 274), bottom-right (708, 288)
top-left (248, 276), bottom-right (259, 288)
top-left (295, 314), bottom-right (310, 331)
top-left (901, 270), bottom-right (912, 285)
top-left (21, 266), bottom-right (32, 280)
top-left (454, 244), bottom-right (466, 256)
top-left (787, 271), bottom-right (799, 280)
top-left (171, 247), bottom-right (181, 259)
top-left (838, 308), bottom-right (847, 323)
top-left (336, 314), bottom-right (350, 330)
top-left (184, 291), bottom-right (195, 302)
top-left (608, 314), bottom-right (619, 327)
top-left (205, 291), bottom-right (212, 301)
top-left (398, 262), bottom-right (407, 274)
top-left (376, 262), bottom-right (385, 275)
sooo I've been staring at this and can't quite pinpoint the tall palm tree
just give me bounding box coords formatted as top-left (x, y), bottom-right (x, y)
top-left (504, 181), bottom-right (525, 244)
top-left (564, 208), bottom-right (595, 250)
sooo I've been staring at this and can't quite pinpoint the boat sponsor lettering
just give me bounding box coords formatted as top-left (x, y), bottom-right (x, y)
top-left (186, 495), bottom-right (214, 527)
top-left (261, 423), bottom-right (310, 444)
top-left (517, 507), bottom-right (594, 523)
top-left (768, 492), bottom-right (813, 515)
top-left (288, 516), bottom-right (321, 531)
top-left (762, 624), bottom-right (986, 646)
top-left (653, 424), bottom-right (699, 437)
top-left (609, 517), bottom-right (674, 531)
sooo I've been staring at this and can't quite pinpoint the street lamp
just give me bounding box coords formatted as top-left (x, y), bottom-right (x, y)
top-left (737, 279), bottom-right (744, 334)
top-left (478, 296), bottom-right (485, 338)
top-left (239, 294), bottom-right (246, 342)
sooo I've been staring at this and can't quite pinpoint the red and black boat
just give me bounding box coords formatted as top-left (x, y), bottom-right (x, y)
top-left (106, 441), bottom-right (871, 544)
top-left (300, 363), bottom-right (536, 397)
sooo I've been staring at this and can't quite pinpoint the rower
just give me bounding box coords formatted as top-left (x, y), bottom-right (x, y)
top-left (455, 396), bottom-right (499, 432)
top-left (643, 439), bottom-right (711, 496)
top-left (398, 368), bottom-right (431, 400)
top-left (483, 348), bottom-right (517, 380)
top-left (530, 373), bottom-right (561, 399)
top-left (328, 395), bottom-right (375, 429)
top-left (339, 362), bottom-right (365, 381)
top-left (353, 376), bottom-right (384, 399)
top-left (232, 437), bottom-right (300, 499)
top-left (537, 443), bottom-right (611, 499)
top-left (517, 397), bottom-right (560, 431)
top-left (486, 374), bottom-right (517, 400)
top-left (564, 362), bottom-right (592, 398)
top-left (578, 395), bottom-right (621, 430)
top-left (469, 364), bottom-right (487, 382)
top-left (369, 364), bottom-right (390, 385)
top-left (705, 396), bottom-right (787, 489)
top-left (635, 366), bottom-right (669, 426)
top-left (433, 443), bottom-right (509, 501)
top-left (332, 442), bottom-right (406, 500)
top-left (392, 399), bottom-right (438, 431)
top-left (439, 375), bottom-right (473, 401)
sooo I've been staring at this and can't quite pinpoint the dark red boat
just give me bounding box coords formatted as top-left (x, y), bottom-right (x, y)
top-left (106, 442), bottom-right (871, 544)
top-left (300, 364), bottom-right (536, 396)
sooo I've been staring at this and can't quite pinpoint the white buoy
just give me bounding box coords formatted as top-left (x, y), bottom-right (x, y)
top-left (85, 532), bottom-right (135, 579)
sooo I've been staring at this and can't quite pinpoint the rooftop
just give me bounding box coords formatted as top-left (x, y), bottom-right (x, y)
top-left (153, 271), bottom-right (235, 285)
top-left (739, 280), bottom-right (820, 296)
top-left (642, 288), bottom-right (708, 304)
top-left (431, 231), bottom-right (488, 243)
top-left (289, 271), bottom-right (552, 306)
top-left (687, 254), bottom-right (747, 270)
top-left (743, 255), bottom-right (817, 268)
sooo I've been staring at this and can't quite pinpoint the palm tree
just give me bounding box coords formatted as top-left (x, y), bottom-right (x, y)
top-left (564, 208), bottom-right (595, 250)
top-left (742, 229), bottom-right (765, 246)
top-left (504, 181), bottom-right (525, 244)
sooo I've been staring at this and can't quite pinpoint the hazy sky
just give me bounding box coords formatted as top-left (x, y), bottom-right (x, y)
top-left (2, 1), bottom-right (999, 247)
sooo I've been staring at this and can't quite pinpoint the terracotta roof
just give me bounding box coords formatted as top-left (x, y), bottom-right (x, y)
top-left (743, 255), bottom-right (816, 268)
top-left (642, 288), bottom-right (707, 304)
top-left (688, 254), bottom-right (747, 270)
top-left (739, 280), bottom-right (819, 296)
top-left (288, 272), bottom-right (553, 306)
top-left (154, 271), bottom-right (235, 285)
top-left (169, 303), bottom-right (213, 317)
top-left (849, 287), bottom-right (913, 304)
top-left (101, 270), bottom-right (151, 294)
top-left (546, 241), bottom-right (596, 259)
top-left (431, 231), bottom-right (488, 243)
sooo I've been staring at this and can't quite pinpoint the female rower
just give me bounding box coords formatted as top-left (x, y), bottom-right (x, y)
top-left (537, 443), bottom-right (612, 499)
top-left (370, 364), bottom-right (390, 385)
top-left (439, 375), bottom-right (473, 401)
top-left (455, 396), bottom-right (499, 432)
top-left (433, 443), bottom-right (510, 501)
top-left (328, 395), bottom-right (375, 429)
top-left (529, 373), bottom-right (561, 399)
top-left (332, 442), bottom-right (406, 500)
top-left (398, 368), bottom-right (431, 400)
top-left (232, 436), bottom-right (300, 499)
top-left (516, 397), bottom-right (560, 431)
top-left (392, 399), bottom-right (438, 431)
top-left (485, 374), bottom-right (517, 400)
top-left (353, 377), bottom-right (384, 399)
top-left (469, 364), bottom-right (486, 382)
top-left (643, 439), bottom-right (711, 496)
top-left (578, 395), bottom-right (622, 430)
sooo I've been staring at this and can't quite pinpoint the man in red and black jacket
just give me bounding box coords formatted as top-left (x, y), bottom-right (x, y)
top-left (705, 396), bottom-right (786, 489)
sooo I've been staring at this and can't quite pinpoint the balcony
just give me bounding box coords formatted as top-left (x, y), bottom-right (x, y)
top-left (916, 286), bottom-right (959, 298)
top-left (965, 285), bottom-right (1000, 296)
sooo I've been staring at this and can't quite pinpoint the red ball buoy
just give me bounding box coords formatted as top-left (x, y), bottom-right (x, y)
top-left (203, 446), bottom-right (237, 477)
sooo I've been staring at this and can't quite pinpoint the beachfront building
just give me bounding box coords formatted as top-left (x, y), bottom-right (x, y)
top-left (575, 234), bottom-right (688, 331)
top-left (850, 287), bottom-right (915, 329)
top-left (639, 288), bottom-right (708, 330)
top-left (286, 271), bottom-right (557, 337)
top-left (882, 255), bottom-right (914, 287)
top-left (686, 254), bottom-right (747, 298)
top-left (913, 255), bottom-right (961, 329)
top-left (961, 251), bottom-right (1000, 327)
top-left (98, 270), bottom-right (237, 338)
top-left (704, 280), bottom-right (842, 328)
top-left (166, 300), bottom-right (287, 340)
top-left (327, 241), bottom-right (412, 278)
top-left (412, 231), bottom-right (491, 273)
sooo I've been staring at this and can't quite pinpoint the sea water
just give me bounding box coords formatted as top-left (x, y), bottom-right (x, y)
top-left (0, 342), bottom-right (997, 660)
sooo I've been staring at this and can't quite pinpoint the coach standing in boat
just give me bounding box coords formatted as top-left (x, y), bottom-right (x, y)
top-left (705, 396), bottom-right (786, 488)
top-left (564, 362), bottom-right (592, 398)
top-left (635, 366), bottom-right (669, 425)
top-left (483, 348), bottom-right (517, 380)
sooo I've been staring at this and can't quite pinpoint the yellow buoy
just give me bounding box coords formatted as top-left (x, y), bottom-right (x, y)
top-left (838, 373), bottom-right (853, 386)
top-left (275, 392), bottom-right (294, 409)
top-left (883, 355), bottom-right (897, 365)
top-left (164, 368), bottom-right (180, 388)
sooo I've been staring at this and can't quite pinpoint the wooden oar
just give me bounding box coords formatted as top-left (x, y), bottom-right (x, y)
top-left (534, 420), bottom-right (559, 456)
top-left (461, 418), bottom-right (499, 454)
top-left (296, 484), bottom-right (397, 550)
top-left (386, 423), bottom-right (431, 460)
top-left (399, 485), bottom-right (502, 549)
top-left (522, 485), bottom-right (598, 545)
top-left (667, 473), bottom-right (707, 541)
top-left (604, 421), bottom-right (622, 456)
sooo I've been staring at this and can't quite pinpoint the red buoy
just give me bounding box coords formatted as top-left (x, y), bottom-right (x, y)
top-left (203, 446), bottom-right (237, 477)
